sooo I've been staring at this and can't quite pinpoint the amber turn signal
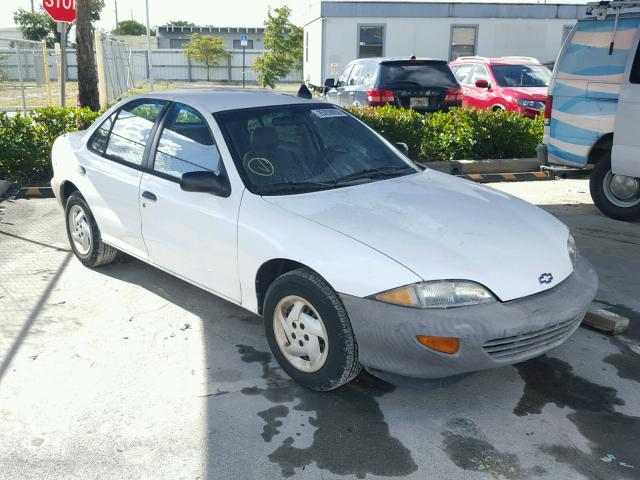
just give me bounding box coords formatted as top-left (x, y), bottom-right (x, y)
top-left (416, 335), bottom-right (460, 354)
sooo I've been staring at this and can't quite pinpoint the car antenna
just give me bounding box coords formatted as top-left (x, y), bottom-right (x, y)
top-left (297, 84), bottom-right (312, 99)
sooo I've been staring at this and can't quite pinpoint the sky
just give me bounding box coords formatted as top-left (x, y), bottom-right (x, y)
top-left (1, 0), bottom-right (591, 30)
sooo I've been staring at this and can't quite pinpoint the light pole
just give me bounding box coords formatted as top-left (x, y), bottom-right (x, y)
top-left (145, 0), bottom-right (154, 90)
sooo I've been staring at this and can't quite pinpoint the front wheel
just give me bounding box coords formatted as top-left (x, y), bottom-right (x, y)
top-left (263, 268), bottom-right (362, 391)
top-left (590, 153), bottom-right (640, 221)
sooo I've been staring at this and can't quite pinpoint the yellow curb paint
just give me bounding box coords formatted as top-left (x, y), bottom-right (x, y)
top-left (533, 172), bottom-right (548, 178)
top-left (502, 173), bottom-right (517, 181)
top-left (25, 187), bottom-right (42, 196)
top-left (468, 174), bottom-right (484, 180)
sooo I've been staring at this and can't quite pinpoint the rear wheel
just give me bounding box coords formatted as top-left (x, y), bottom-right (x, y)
top-left (590, 152), bottom-right (640, 221)
top-left (263, 268), bottom-right (362, 391)
top-left (65, 192), bottom-right (118, 267)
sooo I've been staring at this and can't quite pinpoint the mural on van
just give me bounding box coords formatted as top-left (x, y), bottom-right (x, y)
top-left (548, 17), bottom-right (640, 166)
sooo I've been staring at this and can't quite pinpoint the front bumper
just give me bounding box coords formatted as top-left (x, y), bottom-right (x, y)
top-left (340, 255), bottom-right (598, 379)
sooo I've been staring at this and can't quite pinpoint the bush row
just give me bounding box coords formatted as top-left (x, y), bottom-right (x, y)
top-left (349, 105), bottom-right (544, 162)
top-left (0, 106), bottom-right (102, 184)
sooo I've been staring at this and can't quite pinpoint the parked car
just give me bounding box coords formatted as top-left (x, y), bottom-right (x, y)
top-left (51, 89), bottom-right (597, 391)
top-left (324, 57), bottom-right (462, 111)
top-left (539, 2), bottom-right (640, 221)
top-left (449, 56), bottom-right (551, 118)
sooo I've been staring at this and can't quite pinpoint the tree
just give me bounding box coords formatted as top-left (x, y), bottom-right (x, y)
top-left (76, 0), bottom-right (102, 111)
top-left (252, 6), bottom-right (303, 88)
top-left (184, 34), bottom-right (230, 82)
top-left (166, 20), bottom-right (195, 27)
top-left (14, 2), bottom-right (105, 47)
top-left (112, 20), bottom-right (147, 36)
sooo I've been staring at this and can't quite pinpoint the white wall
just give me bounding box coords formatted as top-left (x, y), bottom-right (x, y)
top-left (304, 17), bottom-right (324, 84)
top-left (305, 16), bottom-right (574, 85)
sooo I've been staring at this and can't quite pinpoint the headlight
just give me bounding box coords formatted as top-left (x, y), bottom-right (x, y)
top-left (567, 234), bottom-right (578, 268)
top-left (516, 99), bottom-right (545, 110)
top-left (374, 281), bottom-right (496, 309)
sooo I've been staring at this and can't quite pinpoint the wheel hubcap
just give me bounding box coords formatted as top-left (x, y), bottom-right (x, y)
top-left (603, 171), bottom-right (640, 208)
top-left (273, 295), bottom-right (328, 372)
top-left (68, 205), bottom-right (92, 255)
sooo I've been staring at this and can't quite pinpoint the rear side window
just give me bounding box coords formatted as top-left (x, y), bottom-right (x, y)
top-left (105, 100), bottom-right (167, 166)
top-left (378, 62), bottom-right (457, 87)
top-left (153, 103), bottom-right (221, 179)
top-left (631, 43), bottom-right (640, 84)
top-left (88, 113), bottom-right (115, 155)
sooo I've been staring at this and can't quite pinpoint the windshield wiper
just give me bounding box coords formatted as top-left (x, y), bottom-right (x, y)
top-left (335, 166), bottom-right (416, 184)
top-left (261, 181), bottom-right (336, 194)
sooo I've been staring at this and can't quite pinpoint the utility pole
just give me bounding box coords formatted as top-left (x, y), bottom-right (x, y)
top-left (145, 0), bottom-right (154, 90)
top-left (30, 0), bottom-right (35, 13)
top-left (114, 0), bottom-right (119, 25)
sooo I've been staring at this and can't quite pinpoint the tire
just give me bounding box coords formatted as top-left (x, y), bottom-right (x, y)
top-left (263, 268), bottom-right (362, 391)
top-left (589, 152), bottom-right (640, 221)
top-left (65, 192), bottom-right (118, 267)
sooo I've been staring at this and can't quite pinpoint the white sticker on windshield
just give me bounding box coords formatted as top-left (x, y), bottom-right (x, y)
top-left (311, 108), bottom-right (348, 119)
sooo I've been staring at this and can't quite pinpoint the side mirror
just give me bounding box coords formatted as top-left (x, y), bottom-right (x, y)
top-left (180, 171), bottom-right (231, 197)
top-left (475, 79), bottom-right (489, 89)
top-left (324, 78), bottom-right (336, 89)
top-left (395, 142), bottom-right (409, 156)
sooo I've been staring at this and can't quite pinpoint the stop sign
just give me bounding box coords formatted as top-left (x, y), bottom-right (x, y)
top-left (43, 0), bottom-right (76, 23)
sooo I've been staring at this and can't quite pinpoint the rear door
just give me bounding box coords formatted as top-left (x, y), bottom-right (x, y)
top-left (82, 99), bottom-right (168, 258)
top-left (612, 34), bottom-right (640, 177)
top-left (139, 102), bottom-right (241, 302)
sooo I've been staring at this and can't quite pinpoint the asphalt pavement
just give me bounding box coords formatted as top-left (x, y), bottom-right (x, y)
top-left (0, 179), bottom-right (639, 480)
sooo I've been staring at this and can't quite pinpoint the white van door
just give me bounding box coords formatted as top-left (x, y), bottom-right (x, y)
top-left (612, 35), bottom-right (640, 177)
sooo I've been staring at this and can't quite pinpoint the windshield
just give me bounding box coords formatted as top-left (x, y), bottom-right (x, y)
top-left (490, 64), bottom-right (551, 88)
top-left (378, 61), bottom-right (458, 88)
top-left (215, 104), bottom-right (418, 195)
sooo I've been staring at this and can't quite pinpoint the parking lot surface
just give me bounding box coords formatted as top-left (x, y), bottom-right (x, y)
top-left (1, 178), bottom-right (639, 480)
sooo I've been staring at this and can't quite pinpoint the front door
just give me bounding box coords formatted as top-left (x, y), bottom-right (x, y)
top-left (612, 35), bottom-right (640, 177)
top-left (139, 102), bottom-right (241, 302)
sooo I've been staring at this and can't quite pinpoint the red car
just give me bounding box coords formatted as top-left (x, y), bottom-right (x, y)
top-left (448, 57), bottom-right (551, 118)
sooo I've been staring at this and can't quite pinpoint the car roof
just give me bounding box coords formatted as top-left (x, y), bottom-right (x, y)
top-left (450, 56), bottom-right (542, 66)
top-left (351, 57), bottom-right (447, 64)
top-left (127, 88), bottom-right (322, 113)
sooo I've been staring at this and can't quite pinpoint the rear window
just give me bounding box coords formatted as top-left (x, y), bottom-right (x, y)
top-left (378, 62), bottom-right (458, 87)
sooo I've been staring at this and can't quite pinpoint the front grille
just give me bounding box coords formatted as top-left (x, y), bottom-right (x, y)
top-left (482, 315), bottom-right (582, 360)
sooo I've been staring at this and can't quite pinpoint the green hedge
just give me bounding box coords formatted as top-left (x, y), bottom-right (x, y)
top-left (349, 105), bottom-right (544, 162)
top-left (0, 106), bottom-right (103, 184)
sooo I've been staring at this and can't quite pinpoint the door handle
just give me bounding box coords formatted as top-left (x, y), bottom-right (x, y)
top-left (77, 165), bottom-right (86, 175)
top-left (141, 191), bottom-right (157, 202)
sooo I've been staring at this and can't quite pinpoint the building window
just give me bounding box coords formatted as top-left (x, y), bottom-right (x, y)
top-left (358, 25), bottom-right (384, 58)
top-left (170, 38), bottom-right (189, 49)
top-left (450, 25), bottom-right (477, 61)
top-left (562, 25), bottom-right (574, 46)
top-left (305, 32), bottom-right (309, 63)
top-left (233, 39), bottom-right (254, 49)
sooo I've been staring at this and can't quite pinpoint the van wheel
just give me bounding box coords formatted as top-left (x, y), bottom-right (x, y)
top-left (263, 268), bottom-right (362, 391)
top-left (65, 192), bottom-right (118, 267)
top-left (590, 152), bottom-right (640, 221)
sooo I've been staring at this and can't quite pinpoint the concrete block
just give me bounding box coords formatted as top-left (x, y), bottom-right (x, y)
top-left (583, 304), bottom-right (630, 335)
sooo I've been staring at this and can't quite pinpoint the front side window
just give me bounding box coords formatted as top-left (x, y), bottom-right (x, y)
top-left (88, 113), bottom-right (115, 155)
top-left (216, 104), bottom-right (417, 195)
top-left (470, 65), bottom-right (490, 84)
top-left (105, 100), bottom-right (167, 166)
top-left (491, 64), bottom-right (551, 87)
top-left (154, 103), bottom-right (221, 178)
top-left (450, 25), bottom-right (477, 61)
top-left (451, 64), bottom-right (474, 84)
top-left (359, 25), bottom-right (384, 58)
top-left (337, 64), bottom-right (354, 87)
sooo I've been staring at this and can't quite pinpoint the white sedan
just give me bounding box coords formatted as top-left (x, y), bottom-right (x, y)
top-left (51, 89), bottom-right (598, 390)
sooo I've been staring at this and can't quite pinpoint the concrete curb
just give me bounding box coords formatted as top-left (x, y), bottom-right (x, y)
top-left (458, 171), bottom-right (551, 183)
top-left (424, 157), bottom-right (541, 175)
top-left (583, 304), bottom-right (630, 335)
top-left (14, 186), bottom-right (55, 199)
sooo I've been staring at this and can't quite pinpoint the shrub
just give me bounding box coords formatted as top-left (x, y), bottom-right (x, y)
top-left (350, 106), bottom-right (544, 162)
top-left (0, 106), bottom-right (103, 184)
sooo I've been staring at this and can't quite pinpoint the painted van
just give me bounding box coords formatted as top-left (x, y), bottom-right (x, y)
top-left (540, 1), bottom-right (640, 220)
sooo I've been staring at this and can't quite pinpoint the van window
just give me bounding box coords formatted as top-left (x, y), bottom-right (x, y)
top-left (631, 44), bottom-right (640, 84)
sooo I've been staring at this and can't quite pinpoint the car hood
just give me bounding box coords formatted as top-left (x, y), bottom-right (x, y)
top-left (502, 87), bottom-right (547, 100)
top-left (263, 170), bottom-right (573, 301)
